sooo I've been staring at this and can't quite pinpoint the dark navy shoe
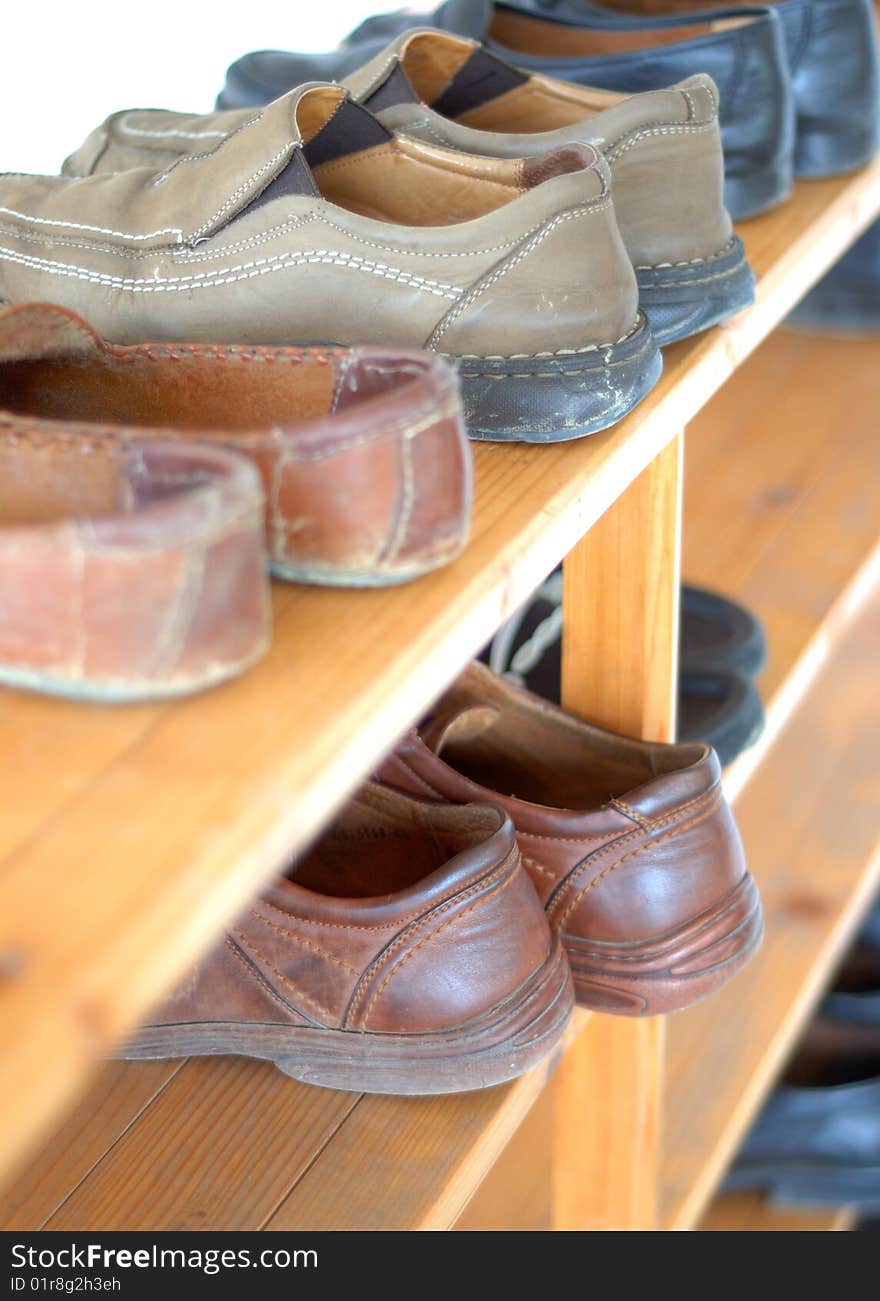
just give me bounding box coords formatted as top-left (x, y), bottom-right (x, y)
top-left (566, 0), bottom-right (880, 176)
top-left (727, 1018), bottom-right (880, 1209)
top-left (775, 0), bottom-right (880, 177)
top-left (789, 219), bottom-right (880, 334)
top-left (217, 0), bottom-right (795, 219)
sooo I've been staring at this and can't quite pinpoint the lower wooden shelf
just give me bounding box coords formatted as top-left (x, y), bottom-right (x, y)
top-left (699, 1193), bottom-right (856, 1233)
top-left (4, 328), bottom-right (878, 1231)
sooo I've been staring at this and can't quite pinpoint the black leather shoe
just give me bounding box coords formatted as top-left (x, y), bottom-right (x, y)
top-left (679, 585), bottom-right (767, 676)
top-left (217, 0), bottom-right (795, 219)
top-left (481, 574), bottom-right (766, 764)
top-left (727, 1019), bottom-right (880, 1209)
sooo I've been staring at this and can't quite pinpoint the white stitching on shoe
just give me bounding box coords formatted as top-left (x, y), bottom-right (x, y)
top-left (426, 203), bottom-right (607, 349)
top-left (0, 244), bottom-right (462, 298)
top-left (116, 113), bottom-right (230, 141)
top-left (186, 143), bottom-right (295, 236)
top-left (454, 318), bottom-right (642, 360)
top-left (0, 209), bottom-right (532, 262)
top-left (0, 207), bottom-right (183, 243)
top-left (604, 121), bottom-right (716, 164)
top-left (634, 236), bottom-right (738, 271)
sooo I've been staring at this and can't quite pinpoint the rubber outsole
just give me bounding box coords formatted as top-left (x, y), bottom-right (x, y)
top-left (455, 316), bottom-right (662, 444)
top-left (637, 237), bottom-right (756, 347)
top-left (115, 938), bottom-right (574, 1094)
top-left (270, 545), bottom-right (466, 588)
top-left (0, 643), bottom-right (269, 704)
top-left (562, 872), bottom-right (764, 1017)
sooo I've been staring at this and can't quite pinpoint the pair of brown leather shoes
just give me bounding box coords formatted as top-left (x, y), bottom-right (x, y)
top-left (122, 662), bottom-right (762, 1094)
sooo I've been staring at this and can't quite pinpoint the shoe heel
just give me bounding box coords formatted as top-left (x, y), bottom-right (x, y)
top-left (454, 316), bottom-right (662, 444)
top-left (637, 237), bottom-right (756, 347)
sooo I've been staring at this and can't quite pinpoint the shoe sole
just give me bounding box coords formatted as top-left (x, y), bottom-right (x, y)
top-left (0, 643), bottom-right (268, 703)
top-left (725, 1163), bottom-right (880, 1211)
top-left (456, 315), bottom-right (662, 444)
top-left (270, 541), bottom-right (466, 588)
top-left (562, 872), bottom-right (764, 1017)
top-left (115, 937), bottom-right (574, 1094)
top-left (637, 237), bottom-right (756, 347)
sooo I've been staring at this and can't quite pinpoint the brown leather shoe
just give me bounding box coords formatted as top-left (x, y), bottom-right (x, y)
top-left (0, 302), bottom-right (471, 589)
top-left (0, 426), bottom-right (268, 703)
top-left (379, 662), bottom-right (762, 1016)
top-left (119, 782), bottom-right (574, 1093)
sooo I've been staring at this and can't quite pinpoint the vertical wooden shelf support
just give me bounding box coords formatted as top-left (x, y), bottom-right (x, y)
top-left (554, 433), bottom-right (683, 1230)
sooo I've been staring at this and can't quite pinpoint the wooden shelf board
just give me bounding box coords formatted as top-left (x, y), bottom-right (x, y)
top-left (685, 331), bottom-right (880, 803)
top-left (2, 162), bottom-right (880, 1195)
top-left (660, 587), bottom-right (880, 1231)
top-left (699, 1193), bottom-right (856, 1232)
top-left (0, 1007), bottom-right (586, 1231)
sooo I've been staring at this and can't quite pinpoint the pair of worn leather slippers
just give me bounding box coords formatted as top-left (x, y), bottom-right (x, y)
top-left (119, 659), bottom-right (763, 1094)
top-left (0, 303), bottom-right (472, 700)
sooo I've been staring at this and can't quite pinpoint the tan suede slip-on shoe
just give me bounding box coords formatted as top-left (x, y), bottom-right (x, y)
top-left (0, 302), bottom-right (471, 588)
top-left (0, 84), bottom-right (662, 444)
top-left (64, 29), bottom-right (753, 347)
top-left (118, 782), bottom-right (574, 1094)
top-left (379, 661), bottom-right (763, 1017)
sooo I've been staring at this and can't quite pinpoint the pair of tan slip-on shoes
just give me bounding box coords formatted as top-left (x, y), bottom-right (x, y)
top-left (0, 31), bottom-right (753, 445)
top-left (120, 662), bottom-right (762, 1094)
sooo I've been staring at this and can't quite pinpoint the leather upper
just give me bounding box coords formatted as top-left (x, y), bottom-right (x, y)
top-left (66, 30), bottom-right (731, 269)
top-left (379, 661), bottom-right (748, 944)
top-left (0, 85), bottom-right (638, 360)
top-left (214, 0), bottom-right (795, 214)
top-left (146, 782), bottom-right (558, 1035)
top-left (555, 0), bottom-right (880, 175)
top-left (0, 303), bottom-right (471, 584)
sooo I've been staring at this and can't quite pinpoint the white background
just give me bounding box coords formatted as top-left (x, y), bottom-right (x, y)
top-left (0, 3), bottom-right (435, 174)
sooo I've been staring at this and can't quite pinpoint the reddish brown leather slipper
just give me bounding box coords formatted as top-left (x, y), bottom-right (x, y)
top-left (0, 429), bottom-right (268, 702)
top-left (0, 302), bottom-right (471, 589)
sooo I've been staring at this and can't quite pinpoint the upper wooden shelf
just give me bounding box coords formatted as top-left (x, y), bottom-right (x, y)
top-left (2, 160), bottom-right (880, 1186)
